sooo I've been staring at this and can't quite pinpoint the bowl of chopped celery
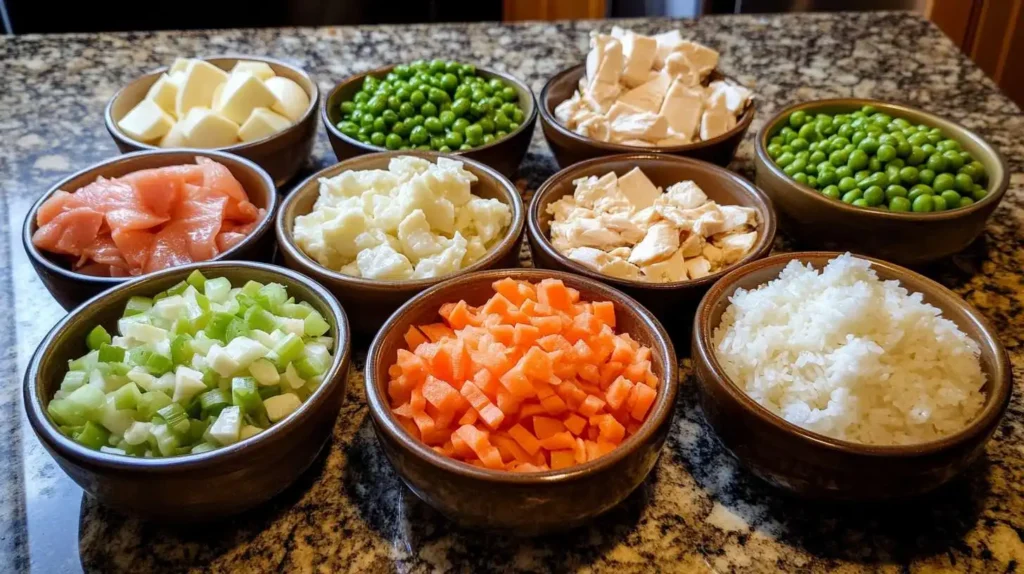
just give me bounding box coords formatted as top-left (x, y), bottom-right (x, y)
top-left (24, 261), bottom-right (351, 521)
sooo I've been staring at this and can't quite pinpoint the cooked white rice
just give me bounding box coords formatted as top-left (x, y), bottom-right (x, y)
top-left (712, 253), bottom-right (986, 445)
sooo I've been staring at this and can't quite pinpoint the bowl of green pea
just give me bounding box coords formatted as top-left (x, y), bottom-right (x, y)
top-left (755, 99), bottom-right (1008, 265)
top-left (322, 60), bottom-right (537, 179)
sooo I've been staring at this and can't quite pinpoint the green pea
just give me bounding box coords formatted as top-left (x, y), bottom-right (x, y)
top-left (451, 98), bottom-right (471, 118)
top-left (789, 158), bottom-right (808, 173)
top-left (837, 123), bottom-right (854, 138)
top-left (886, 185), bottom-right (908, 200)
top-left (494, 111), bottom-right (511, 132)
top-left (408, 90), bottom-right (425, 108)
top-left (791, 138), bottom-right (809, 152)
top-left (968, 161), bottom-right (986, 180)
top-left (889, 196), bottom-right (912, 212)
top-left (876, 144), bottom-right (896, 162)
top-left (857, 137), bottom-right (880, 155)
top-left (836, 165), bottom-right (853, 178)
top-left (807, 175), bottom-right (818, 188)
top-left (921, 143), bottom-right (937, 158)
top-left (836, 177), bottom-right (857, 193)
top-left (852, 198), bottom-right (869, 207)
top-left (373, 117), bottom-right (387, 132)
top-left (895, 140), bottom-right (912, 158)
top-left (852, 131), bottom-right (866, 145)
top-left (438, 145), bottom-right (452, 153)
top-left (940, 189), bottom-right (962, 205)
top-left (887, 157), bottom-right (905, 169)
top-left (370, 131), bottom-right (386, 147)
top-left (932, 173), bottom-right (955, 193)
top-left (407, 115), bottom-right (424, 128)
top-left (906, 146), bottom-right (926, 166)
top-left (385, 133), bottom-right (402, 150)
top-left (949, 173), bottom-right (973, 193)
top-left (908, 185), bottom-right (933, 201)
top-left (918, 169), bottom-right (935, 185)
top-left (957, 164), bottom-right (979, 182)
top-left (445, 131), bottom-right (464, 148)
top-left (431, 135), bottom-right (447, 150)
top-left (428, 59), bottom-right (445, 73)
top-left (465, 123), bottom-right (484, 144)
top-left (932, 195), bottom-right (948, 211)
top-left (428, 88), bottom-right (449, 105)
top-left (972, 186), bottom-right (988, 201)
top-left (790, 111), bottom-right (807, 127)
top-left (885, 164), bottom-right (902, 184)
top-left (829, 149), bottom-right (849, 167)
top-left (896, 166), bottom-right (918, 185)
top-left (912, 194), bottom-right (934, 212)
top-left (817, 185), bottom-right (839, 200)
top-left (797, 124), bottom-right (816, 140)
top-left (393, 120), bottom-right (412, 136)
top-left (440, 73), bottom-right (459, 92)
top-left (424, 117), bottom-right (444, 134)
top-left (398, 102), bottom-right (415, 119)
top-left (848, 149), bottom-right (869, 170)
top-left (356, 133), bottom-right (371, 144)
top-left (868, 157), bottom-right (882, 172)
top-left (863, 186), bottom-right (885, 206)
top-left (353, 91), bottom-right (370, 104)
top-left (500, 86), bottom-right (518, 103)
top-left (842, 189), bottom-right (863, 203)
top-left (859, 172), bottom-right (888, 190)
top-left (438, 110), bottom-right (456, 128)
top-left (937, 138), bottom-right (959, 152)
top-left (776, 152), bottom-right (796, 168)
top-left (512, 108), bottom-right (525, 124)
top-left (357, 125), bottom-right (372, 138)
top-left (817, 171), bottom-right (838, 187)
top-left (420, 102), bottom-right (438, 117)
top-left (337, 121), bottom-right (359, 137)
top-left (943, 149), bottom-right (965, 171)
top-left (908, 132), bottom-right (929, 147)
top-left (793, 173), bottom-right (809, 184)
top-left (409, 125), bottom-right (428, 145)
top-left (496, 130), bottom-right (508, 138)
top-left (959, 196), bottom-right (975, 208)
top-left (340, 101), bottom-right (356, 115)
top-left (478, 117), bottom-right (495, 135)
top-left (809, 150), bottom-right (827, 165)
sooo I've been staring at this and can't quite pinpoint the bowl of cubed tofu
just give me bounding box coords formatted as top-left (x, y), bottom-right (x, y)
top-left (105, 56), bottom-right (320, 186)
top-left (275, 150), bottom-right (526, 340)
top-left (527, 153), bottom-right (776, 344)
top-left (539, 27), bottom-right (755, 168)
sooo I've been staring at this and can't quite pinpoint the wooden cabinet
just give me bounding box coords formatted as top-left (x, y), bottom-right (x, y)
top-left (502, 0), bottom-right (607, 21)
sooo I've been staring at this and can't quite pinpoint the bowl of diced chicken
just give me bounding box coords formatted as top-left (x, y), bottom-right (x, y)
top-left (538, 27), bottom-right (755, 168)
top-left (527, 153), bottom-right (776, 343)
top-left (276, 151), bottom-right (525, 339)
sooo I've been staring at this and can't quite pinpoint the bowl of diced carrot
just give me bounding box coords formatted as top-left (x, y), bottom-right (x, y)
top-left (365, 269), bottom-right (679, 534)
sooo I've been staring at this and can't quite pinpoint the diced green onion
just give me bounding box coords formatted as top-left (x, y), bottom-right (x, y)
top-left (303, 311), bottom-right (330, 337)
top-left (145, 353), bottom-right (173, 376)
top-left (273, 333), bottom-right (305, 367)
top-left (198, 388), bottom-right (230, 417)
top-left (204, 311), bottom-right (236, 340)
top-left (112, 382), bottom-right (142, 410)
top-left (255, 283), bottom-right (287, 313)
top-left (74, 421), bottom-right (110, 450)
top-left (124, 296), bottom-right (154, 317)
top-left (186, 270), bottom-right (207, 291)
top-left (86, 325), bottom-right (112, 351)
top-left (156, 403), bottom-right (191, 437)
top-left (137, 391), bottom-right (173, 420)
top-left (244, 306), bottom-right (277, 332)
top-left (97, 343), bottom-right (126, 363)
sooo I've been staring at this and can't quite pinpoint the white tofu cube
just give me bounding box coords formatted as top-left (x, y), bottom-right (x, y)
top-left (566, 246), bottom-right (610, 272)
top-left (264, 76), bottom-right (310, 122)
top-left (230, 60), bottom-right (276, 81)
top-left (617, 167), bottom-right (662, 210)
top-left (586, 34), bottom-right (623, 87)
top-left (169, 58), bottom-right (192, 74)
top-left (653, 30), bottom-right (684, 69)
top-left (600, 258), bottom-right (642, 280)
top-left (209, 406), bottom-right (242, 446)
top-left (178, 107), bottom-right (240, 148)
top-left (618, 71), bottom-right (672, 114)
top-left (706, 80), bottom-right (753, 115)
top-left (206, 344), bottom-right (241, 377)
top-left (264, 393), bottom-right (302, 423)
top-left (685, 256), bottom-right (713, 279)
top-left (628, 222), bottom-right (681, 266)
top-left (700, 107), bottom-right (737, 141)
top-left (216, 72), bottom-right (279, 124)
top-left (660, 80), bottom-right (705, 142)
top-left (717, 231), bottom-right (758, 264)
top-left (248, 358), bottom-right (281, 386)
top-left (673, 40), bottom-right (719, 79)
top-left (172, 365), bottom-right (207, 404)
top-left (118, 99), bottom-right (175, 142)
top-left (175, 60), bottom-right (228, 117)
top-left (145, 73), bottom-right (179, 115)
top-left (238, 107), bottom-right (292, 142)
top-left (607, 104), bottom-right (669, 143)
top-left (642, 248), bottom-right (687, 282)
top-left (620, 32), bottom-right (658, 87)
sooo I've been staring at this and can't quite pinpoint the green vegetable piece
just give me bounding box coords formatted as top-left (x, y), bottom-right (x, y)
top-left (98, 343), bottom-right (126, 364)
top-left (60, 371), bottom-right (88, 394)
top-left (821, 185), bottom-right (841, 199)
top-left (847, 149), bottom-right (869, 170)
top-left (940, 190), bottom-right (962, 206)
top-left (851, 198), bottom-right (869, 207)
top-left (49, 398), bottom-right (91, 427)
top-left (112, 382), bottom-right (143, 410)
top-left (186, 270), bottom-right (207, 292)
top-left (863, 186), bottom-right (885, 206)
top-left (245, 306), bottom-right (277, 332)
top-left (74, 421), bottom-right (110, 450)
top-left (123, 296), bottom-right (154, 317)
top-left (66, 383), bottom-right (106, 417)
top-left (972, 186), bottom-right (988, 201)
top-left (912, 194), bottom-right (935, 212)
top-left (304, 311), bottom-right (331, 337)
top-left (932, 173), bottom-right (955, 193)
top-left (225, 318), bottom-right (248, 342)
top-left (86, 325), bottom-right (112, 351)
top-left (256, 283), bottom-right (287, 313)
top-left (274, 334), bottom-right (306, 367)
top-left (889, 196), bottom-right (912, 212)
top-left (204, 277), bottom-right (231, 302)
top-left (171, 335), bottom-right (194, 366)
top-left (146, 353), bottom-right (174, 376)
top-left (199, 388), bottom-right (231, 417)
top-left (204, 312), bottom-right (236, 341)
top-left (932, 195), bottom-right (948, 211)
top-left (885, 185), bottom-right (908, 201)
top-left (959, 196), bottom-right (975, 208)
top-left (258, 385), bottom-right (282, 401)
top-left (156, 403), bottom-right (191, 438)
top-left (232, 377), bottom-right (263, 416)
top-left (842, 190), bottom-right (863, 204)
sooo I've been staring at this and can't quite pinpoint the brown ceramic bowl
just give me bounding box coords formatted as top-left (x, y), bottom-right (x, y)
top-left (104, 56), bottom-right (319, 186)
top-left (692, 251), bottom-right (1011, 500)
top-left (322, 64), bottom-right (538, 178)
top-left (365, 268), bottom-right (679, 534)
top-left (24, 261), bottom-right (352, 521)
top-left (539, 64), bottom-right (755, 168)
top-left (23, 149), bottom-right (278, 311)
top-left (276, 150), bottom-right (525, 340)
top-left (754, 99), bottom-right (1009, 266)
top-left (527, 153), bottom-right (776, 344)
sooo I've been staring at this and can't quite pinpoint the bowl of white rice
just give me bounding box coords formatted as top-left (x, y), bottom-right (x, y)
top-left (691, 252), bottom-right (1011, 499)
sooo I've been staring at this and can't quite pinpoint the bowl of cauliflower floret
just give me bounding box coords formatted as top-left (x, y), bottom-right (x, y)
top-left (276, 151), bottom-right (524, 338)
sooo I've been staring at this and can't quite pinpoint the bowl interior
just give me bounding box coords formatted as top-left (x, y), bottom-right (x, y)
top-left (278, 150), bottom-right (524, 288)
top-left (541, 64), bottom-right (755, 152)
top-left (28, 261), bottom-right (348, 467)
top-left (697, 252), bottom-right (1011, 454)
top-left (108, 56), bottom-right (318, 150)
top-left (531, 154), bottom-right (776, 289)
top-left (757, 99), bottom-right (1007, 217)
top-left (323, 64), bottom-right (537, 153)
top-left (367, 268), bottom-right (678, 480)
top-left (25, 150), bottom-right (277, 283)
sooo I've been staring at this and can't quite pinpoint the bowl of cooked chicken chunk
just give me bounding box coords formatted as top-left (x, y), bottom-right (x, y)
top-left (539, 27), bottom-right (756, 168)
top-left (527, 153), bottom-right (776, 343)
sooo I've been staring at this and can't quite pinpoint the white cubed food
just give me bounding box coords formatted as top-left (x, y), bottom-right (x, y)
top-left (223, 336), bottom-right (270, 367)
top-left (175, 60), bottom-right (229, 117)
top-left (264, 76), bottom-right (310, 122)
top-left (248, 358), bottom-right (281, 386)
top-left (206, 344), bottom-right (241, 377)
top-left (264, 393), bottom-right (302, 423)
top-left (209, 406), bottom-right (242, 446)
top-left (118, 99), bottom-right (175, 142)
top-left (172, 365), bottom-right (207, 404)
top-left (230, 61), bottom-right (276, 81)
top-left (120, 321), bottom-right (169, 345)
top-left (238, 107), bottom-right (292, 142)
top-left (145, 73), bottom-right (180, 115)
top-left (216, 72), bottom-right (279, 124)
top-left (122, 421), bottom-right (153, 446)
top-left (178, 107), bottom-right (240, 148)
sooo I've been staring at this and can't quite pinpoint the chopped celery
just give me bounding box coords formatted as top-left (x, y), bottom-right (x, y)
top-left (97, 343), bottom-right (125, 363)
top-left (86, 325), bottom-right (112, 351)
top-left (279, 302), bottom-right (312, 319)
top-left (112, 382), bottom-right (142, 410)
top-left (241, 280), bottom-right (263, 298)
top-left (231, 377), bottom-right (263, 416)
top-left (165, 281), bottom-right (189, 298)
top-left (145, 353), bottom-right (173, 376)
top-left (283, 363), bottom-right (306, 389)
top-left (258, 385), bottom-right (281, 401)
top-left (304, 311), bottom-right (330, 337)
top-left (198, 388), bottom-right (230, 417)
top-left (68, 350), bottom-right (99, 372)
top-left (273, 333), bottom-right (305, 366)
top-left (171, 318), bottom-right (194, 336)
top-left (48, 398), bottom-right (90, 426)
top-left (255, 283), bottom-right (287, 312)
top-left (264, 393), bottom-right (302, 423)
top-left (74, 421), bottom-right (110, 449)
top-left (244, 306), bottom-right (277, 332)
top-left (124, 296), bottom-right (154, 317)
top-left (156, 403), bottom-right (191, 437)
top-left (60, 371), bottom-right (88, 394)
top-left (121, 442), bottom-right (148, 457)
top-left (191, 442), bottom-right (218, 454)
top-left (204, 312), bottom-right (235, 340)
top-left (225, 317), bottom-right (247, 342)
top-left (137, 391), bottom-right (172, 420)
top-left (149, 423), bottom-right (179, 456)
top-left (186, 270), bottom-right (207, 291)
top-left (170, 335), bottom-right (194, 366)
top-left (208, 406), bottom-right (242, 446)
top-left (66, 383), bottom-right (106, 415)
top-left (294, 357), bottom-right (325, 379)
top-left (128, 347), bottom-right (152, 367)
top-left (235, 293), bottom-right (257, 312)
top-left (204, 277), bottom-right (232, 302)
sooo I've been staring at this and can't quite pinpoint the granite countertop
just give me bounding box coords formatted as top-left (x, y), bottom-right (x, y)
top-left (2, 11), bottom-right (1024, 573)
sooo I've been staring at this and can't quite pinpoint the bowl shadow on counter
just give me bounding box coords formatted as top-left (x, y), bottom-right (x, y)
top-left (77, 441), bottom-right (334, 573)
top-left (673, 372), bottom-right (991, 566)
top-left (341, 415), bottom-right (654, 566)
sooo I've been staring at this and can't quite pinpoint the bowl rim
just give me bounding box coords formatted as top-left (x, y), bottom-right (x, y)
top-left (538, 63), bottom-right (756, 153)
top-left (104, 54), bottom-right (320, 152)
top-left (693, 250), bottom-right (1013, 457)
top-left (275, 149), bottom-right (526, 289)
top-left (23, 260), bottom-right (352, 471)
top-left (22, 148), bottom-right (279, 285)
top-left (527, 152), bottom-right (778, 291)
top-left (754, 98), bottom-right (1010, 221)
top-left (321, 63), bottom-right (539, 156)
top-left (365, 267), bottom-right (680, 483)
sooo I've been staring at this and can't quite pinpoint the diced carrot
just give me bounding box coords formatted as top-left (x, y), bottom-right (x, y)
top-left (556, 380), bottom-right (587, 410)
top-left (539, 431), bottom-right (575, 451)
top-left (623, 360), bottom-right (650, 384)
top-left (388, 374), bottom-right (417, 405)
top-left (439, 302), bottom-right (457, 323)
top-left (572, 339), bottom-right (594, 363)
top-left (451, 432), bottom-right (474, 458)
top-left (458, 408), bottom-right (479, 426)
top-left (486, 325), bottom-right (513, 348)
top-left (498, 367), bottom-right (535, 399)
top-left (537, 334), bottom-right (572, 354)
top-left (412, 410), bottom-right (436, 438)
top-left (532, 416), bottom-right (566, 440)
top-left (596, 440), bottom-right (617, 456)
top-left (587, 427), bottom-right (600, 441)
top-left (460, 381), bottom-right (505, 430)
top-left (388, 364), bottom-right (402, 378)
top-left (434, 441), bottom-right (455, 457)
top-left (605, 376), bottom-right (635, 411)
top-left (470, 347), bottom-right (512, 378)
top-left (422, 376), bottom-right (462, 413)
top-left (563, 413), bottom-right (587, 436)
top-left (493, 278), bottom-right (533, 306)
top-left (570, 312), bottom-right (601, 340)
top-left (426, 403), bottom-right (455, 433)
top-left (398, 417), bottom-right (420, 441)
top-left (492, 434), bottom-right (532, 464)
top-left (537, 279), bottom-right (573, 313)
top-left (578, 382), bottom-right (603, 397)
top-left (578, 394), bottom-right (606, 417)
top-left (520, 299), bottom-right (539, 317)
top-left (511, 462), bottom-right (548, 473)
top-left (507, 423), bottom-right (542, 455)
top-left (595, 414), bottom-right (626, 444)
top-left (420, 344), bottom-right (453, 383)
top-left (496, 391), bottom-right (521, 414)
top-left (404, 325), bottom-right (429, 351)
top-left (519, 347), bottom-right (553, 380)
top-left (409, 386), bottom-right (426, 412)
top-left (550, 450), bottom-right (576, 470)
top-left (540, 394), bottom-right (568, 415)
top-left (454, 425), bottom-right (499, 464)
top-left (590, 330), bottom-right (616, 364)
top-left (630, 383), bottom-right (657, 421)
top-left (519, 402), bottom-right (547, 418)
top-left (513, 323), bottom-right (541, 348)
top-left (393, 402), bottom-right (415, 419)
top-left (419, 323), bottom-right (456, 343)
top-left (626, 421), bottom-right (642, 435)
top-left (530, 315), bottom-right (562, 336)
top-left (645, 370), bottom-right (659, 390)
top-left (599, 361), bottom-right (625, 389)
top-left (447, 339), bottom-right (471, 386)
top-left (574, 437), bottom-right (588, 464)
top-left (474, 369), bottom-right (499, 399)
top-left (577, 363), bottom-right (600, 384)
top-left (396, 349), bottom-right (428, 379)
top-left (592, 300), bottom-right (616, 328)
top-left (611, 337), bottom-right (635, 363)
top-left (566, 287), bottom-right (581, 303)
top-left (634, 346), bottom-right (651, 364)
top-left (584, 440), bottom-right (601, 461)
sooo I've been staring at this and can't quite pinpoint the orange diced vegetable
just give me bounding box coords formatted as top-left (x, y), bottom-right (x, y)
top-left (592, 300), bottom-right (616, 327)
top-left (513, 323), bottom-right (541, 347)
top-left (530, 315), bottom-right (562, 336)
top-left (630, 383), bottom-right (657, 421)
top-left (419, 323), bottom-right (456, 343)
top-left (540, 394), bottom-right (568, 415)
top-left (605, 376), bottom-right (635, 411)
top-left (508, 423), bottom-right (542, 455)
top-left (538, 279), bottom-right (574, 312)
top-left (550, 450), bottom-right (576, 470)
top-left (563, 413), bottom-right (587, 436)
top-left (458, 408), bottom-right (479, 426)
top-left (519, 402), bottom-right (547, 418)
top-left (578, 394), bottom-right (606, 417)
top-left (574, 437), bottom-right (588, 464)
top-left (539, 431), bottom-right (575, 451)
top-left (532, 416), bottom-right (566, 440)
top-left (404, 325), bottom-right (429, 351)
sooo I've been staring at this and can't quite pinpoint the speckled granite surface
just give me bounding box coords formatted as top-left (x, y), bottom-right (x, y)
top-left (3, 11), bottom-right (1024, 573)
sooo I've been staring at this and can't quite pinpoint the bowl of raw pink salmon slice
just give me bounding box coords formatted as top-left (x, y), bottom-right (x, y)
top-left (24, 149), bottom-right (278, 310)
